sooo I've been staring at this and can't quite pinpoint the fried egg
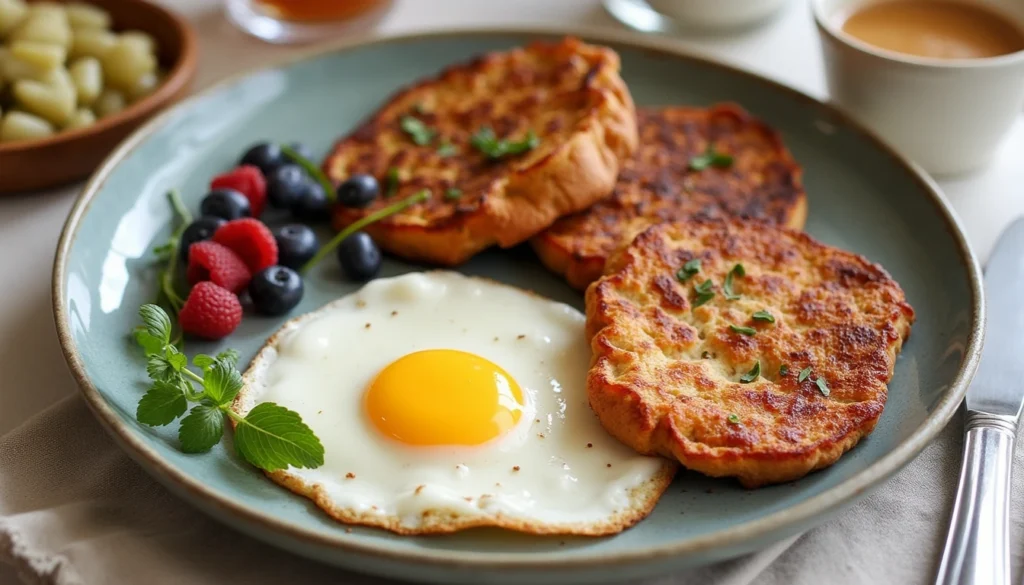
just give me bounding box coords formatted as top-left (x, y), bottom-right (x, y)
top-left (232, 271), bottom-right (676, 535)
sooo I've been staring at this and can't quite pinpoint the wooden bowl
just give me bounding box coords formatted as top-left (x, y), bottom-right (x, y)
top-left (0, 0), bottom-right (198, 194)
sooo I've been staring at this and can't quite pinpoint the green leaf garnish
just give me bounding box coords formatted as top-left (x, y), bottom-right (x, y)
top-left (739, 360), bottom-right (761, 383)
top-left (137, 380), bottom-right (188, 426)
top-left (178, 404), bottom-right (224, 453)
top-left (300, 189), bottom-right (430, 274)
top-left (692, 279), bottom-right (715, 308)
top-left (689, 144), bottom-right (734, 171)
top-left (437, 142), bottom-right (458, 157)
top-left (471, 127), bottom-right (540, 160)
top-left (676, 258), bottom-right (701, 282)
top-left (231, 403), bottom-right (325, 471)
top-left (131, 304), bottom-right (325, 472)
top-left (385, 167), bottom-right (400, 198)
top-left (729, 324), bottom-right (757, 336)
top-left (727, 413), bottom-right (740, 424)
top-left (798, 367), bottom-right (812, 383)
top-left (752, 310), bottom-right (775, 323)
top-left (444, 187), bottom-right (462, 201)
top-left (203, 360), bottom-right (243, 405)
top-left (723, 263), bottom-right (745, 300)
top-left (815, 377), bottom-right (831, 397)
top-left (400, 115), bottom-right (435, 146)
top-left (280, 144), bottom-right (335, 205)
top-left (779, 364), bottom-right (790, 376)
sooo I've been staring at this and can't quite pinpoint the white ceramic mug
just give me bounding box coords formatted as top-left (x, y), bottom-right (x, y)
top-left (812, 0), bottom-right (1024, 176)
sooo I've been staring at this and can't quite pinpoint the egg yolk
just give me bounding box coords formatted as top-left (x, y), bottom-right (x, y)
top-left (364, 349), bottom-right (525, 446)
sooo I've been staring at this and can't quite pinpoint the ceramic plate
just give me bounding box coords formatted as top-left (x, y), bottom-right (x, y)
top-left (53, 28), bottom-right (983, 585)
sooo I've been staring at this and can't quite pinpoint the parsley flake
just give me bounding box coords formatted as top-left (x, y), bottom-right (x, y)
top-left (798, 367), bottom-right (812, 383)
top-left (385, 167), bottom-right (400, 198)
top-left (689, 144), bottom-right (734, 171)
top-left (727, 413), bottom-right (740, 424)
top-left (692, 279), bottom-right (715, 308)
top-left (779, 364), bottom-right (790, 376)
top-left (723, 263), bottom-right (745, 300)
top-left (729, 324), bottom-right (757, 336)
top-left (437, 142), bottom-right (458, 157)
top-left (752, 310), bottom-right (775, 323)
top-left (815, 377), bottom-right (831, 397)
top-left (471, 127), bottom-right (540, 159)
top-left (444, 188), bottom-right (462, 201)
top-left (739, 360), bottom-right (761, 383)
top-left (400, 115), bottom-right (435, 146)
top-left (676, 258), bottom-right (701, 282)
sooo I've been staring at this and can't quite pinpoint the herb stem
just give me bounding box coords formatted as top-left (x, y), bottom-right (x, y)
top-left (280, 144), bottom-right (335, 205)
top-left (181, 367), bottom-right (204, 385)
top-left (221, 404), bottom-right (245, 423)
top-left (299, 190), bottom-right (430, 274)
top-left (160, 190), bottom-right (192, 314)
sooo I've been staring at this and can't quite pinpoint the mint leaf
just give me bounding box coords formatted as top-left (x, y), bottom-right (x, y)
top-left (471, 127), bottom-right (539, 160)
top-left (193, 354), bottom-right (215, 370)
top-left (203, 360), bottom-right (242, 405)
top-left (215, 349), bottom-right (240, 366)
top-left (179, 404), bottom-right (224, 453)
top-left (234, 403), bottom-right (324, 471)
top-left (165, 346), bottom-right (187, 372)
top-left (400, 115), bottom-right (435, 146)
top-left (137, 380), bottom-right (188, 426)
top-left (146, 355), bottom-right (179, 382)
top-left (134, 328), bottom-right (165, 355)
top-left (139, 304), bottom-right (171, 344)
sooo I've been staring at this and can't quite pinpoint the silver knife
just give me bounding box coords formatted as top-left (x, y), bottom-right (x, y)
top-left (935, 217), bottom-right (1024, 585)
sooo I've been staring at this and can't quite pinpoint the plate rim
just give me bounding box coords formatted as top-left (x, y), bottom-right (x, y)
top-left (51, 25), bottom-right (984, 572)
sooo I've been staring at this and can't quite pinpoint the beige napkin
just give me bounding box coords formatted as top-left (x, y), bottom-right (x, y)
top-left (1, 396), bottom-right (1020, 585)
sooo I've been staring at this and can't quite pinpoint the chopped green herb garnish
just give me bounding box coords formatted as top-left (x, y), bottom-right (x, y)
top-left (444, 188), bottom-right (462, 201)
top-left (752, 310), bottom-right (775, 323)
top-left (676, 258), bottom-right (701, 282)
top-left (437, 142), bottom-right (458, 157)
top-left (689, 144), bottom-right (734, 171)
top-left (727, 413), bottom-right (740, 424)
top-left (779, 364), bottom-right (790, 376)
top-left (280, 144), bottom-right (335, 204)
top-left (471, 127), bottom-right (540, 159)
top-left (132, 304), bottom-right (324, 472)
top-left (692, 279), bottom-right (715, 308)
top-left (815, 377), bottom-right (830, 397)
top-left (723, 263), bottom-right (745, 300)
top-left (385, 167), bottom-right (400, 197)
top-left (300, 190), bottom-right (430, 274)
top-left (739, 360), bottom-right (761, 383)
top-left (729, 324), bottom-right (757, 336)
top-left (400, 115), bottom-right (435, 146)
top-left (798, 367), bottom-right (812, 383)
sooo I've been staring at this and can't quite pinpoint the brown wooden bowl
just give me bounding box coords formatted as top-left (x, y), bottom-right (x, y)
top-left (0, 0), bottom-right (198, 194)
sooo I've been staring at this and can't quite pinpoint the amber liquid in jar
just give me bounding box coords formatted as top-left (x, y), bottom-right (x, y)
top-left (255, 0), bottom-right (384, 22)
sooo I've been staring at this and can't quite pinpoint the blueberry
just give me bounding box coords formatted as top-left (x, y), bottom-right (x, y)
top-left (240, 142), bottom-right (284, 175)
top-left (267, 164), bottom-right (308, 210)
top-left (249, 266), bottom-right (304, 316)
top-left (337, 231), bottom-right (382, 282)
top-left (287, 141), bottom-right (315, 161)
top-left (273, 224), bottom-right (319, 269)
top-left (292, 182), bottom-right (330, 222)
top-left (179, 216), bottom-right (226, 261)
top-left (200, 188), bottom-right (251, 220)
top-left (336, 174), bottom-right (379, 208)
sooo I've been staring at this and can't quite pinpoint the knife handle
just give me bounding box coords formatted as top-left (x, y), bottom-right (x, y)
top-left (934, 410), bottom-right (1015, 585)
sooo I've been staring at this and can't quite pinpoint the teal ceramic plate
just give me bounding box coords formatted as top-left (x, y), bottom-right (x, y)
top-left (53, 28), bottom-right (983, 585)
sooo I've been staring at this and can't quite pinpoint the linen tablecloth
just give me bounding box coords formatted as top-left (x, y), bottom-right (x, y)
top-left (3, 1), bottom-right (1024, 583)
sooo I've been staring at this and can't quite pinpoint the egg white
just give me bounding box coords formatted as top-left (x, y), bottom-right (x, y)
top-left (233, 271), bottom-right (676, 535)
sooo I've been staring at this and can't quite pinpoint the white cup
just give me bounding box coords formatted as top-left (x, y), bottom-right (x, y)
top-left (645, 0), bottom-right (790, 29)
top-left (812, 0), bottom-right (1024, 176)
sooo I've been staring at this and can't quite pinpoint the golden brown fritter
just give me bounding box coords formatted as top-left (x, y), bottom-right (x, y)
top-left (585, 219), bottom-right (914, 488)
top-left (325, 37), bottom-right (638, 266)
top-left (533, 104), bottom-right (808, 289)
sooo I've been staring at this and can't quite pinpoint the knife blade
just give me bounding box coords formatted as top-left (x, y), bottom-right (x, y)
top-left (935, 217), bottom-right (1024, 585)
top-left (968, 217), bottom-right (1024, 418)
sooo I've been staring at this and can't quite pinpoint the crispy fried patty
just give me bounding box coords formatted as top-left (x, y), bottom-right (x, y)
top-left (533, 104), bottom-right (808, 289)
top-left (585, 219), bottom-right (914, 488)
top-left (325, 37), bottom-right (638, 266)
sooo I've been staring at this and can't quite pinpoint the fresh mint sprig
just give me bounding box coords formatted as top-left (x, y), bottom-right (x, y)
top-left (132, 304), bottom-right (324, 471)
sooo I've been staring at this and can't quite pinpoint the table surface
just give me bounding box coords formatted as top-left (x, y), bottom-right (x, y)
top-left (1, 0), bottom-right (1020, 583)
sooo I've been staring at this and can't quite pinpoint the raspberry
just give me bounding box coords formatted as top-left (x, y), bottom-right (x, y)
top-left (178, 282), bottom-right (243, 340)
top-left (187, 241), bottom-right (252, 293)
top-left (211, 165), bottom-right (267, 217)
top-left (213, 218), bottom-right (279, 273)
